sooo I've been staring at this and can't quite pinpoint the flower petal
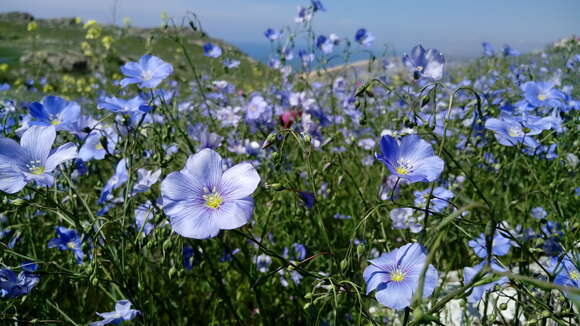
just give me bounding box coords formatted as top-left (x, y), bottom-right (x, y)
top-left (183, 149), bottom-right (223, 189)
top-left (0, 161), bottom-right (26, 194)
top-left (20, 125), bottom-right (55, 163)
top-left (45, 142), bottom-right (77, 172)
top-left (220, 162), bottom-right (260, 200)
top-left (375, 281), bottom-right (414, 310)
top-left (214, 197), bottom-right (253, 230)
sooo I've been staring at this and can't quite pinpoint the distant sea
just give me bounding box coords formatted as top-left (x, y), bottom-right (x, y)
top-left (230, 41), bottom-right (479, 69)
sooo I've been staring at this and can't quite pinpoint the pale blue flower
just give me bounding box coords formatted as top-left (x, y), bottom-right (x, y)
top-left (160, 149), bottom-right (260, 239)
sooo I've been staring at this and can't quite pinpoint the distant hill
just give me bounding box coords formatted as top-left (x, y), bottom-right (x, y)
top-left (0, 12), bottom-right (275, 91)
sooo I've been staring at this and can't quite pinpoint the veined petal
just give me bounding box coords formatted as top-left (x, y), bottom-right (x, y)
top-left (375, 281), bottom-right (414, 310)
top-left (183, 149), bottom-right (223, 189)
top-left (379, 135), bottom-right (399, 164)
top-left (363, 264), bottom-right (388, 295)
top-left (214, 197), bottom-right (253, 230)
top-left (45, 142), bottom-right (77, 172)
top-left (0, 162), bottom-right (27, 194)
top-left (167, 202), bottom-right (219, 239)
top-left (20, 125), bottom-right (55, 163)
top-left (161, 171), bottom-right (203, 201)
top-left (220, 162), bottom-right (260, 200)
top-left (0, 138), bottom-right (25, 165)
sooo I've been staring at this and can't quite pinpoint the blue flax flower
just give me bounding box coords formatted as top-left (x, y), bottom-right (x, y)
top-left (264, 28), bottom-right (281, 41)
top-left (90, 300), bottom-right (140, 326)
top-left (48, 226), bottom-right (85, 264)
top-left (484, 112), bottom-right (542, 148)
top-left (0, 266), bottom-right (40, 299)
top-left (203, 43), bottom-right (222, 58)
top-left (363, 243), bottom-right (439, 310)
top-left (552, 253), bottom-right (580, 299)
top-left (99, 158), bottom-right (128, 204)
top-left (161, 148), bottom-right (260, 239)
top-left (482, 42), bottom-right (495, 57)
top-left (354, 28), bottom-right (375, 48)
top-left (463, 260), bottom-right (508, 303)
top-left (120, 54), bottom-right (173, 88)
top-left (376, 135), bottom-right (444, 183)
top-left (521, 81), bottom-right (565, 108)
top-left (0, 125), bottom-right (77, 194)
top-left (402, 45), bottom-right (445, 80)
top-left (414, 186), bottom-right (454, 212)
top-left (98, 95), bottom-right (150, 114)
top-left (28, 96), bottom-right (81, 131)
top-left (468, 231), bottom-right (511, 258)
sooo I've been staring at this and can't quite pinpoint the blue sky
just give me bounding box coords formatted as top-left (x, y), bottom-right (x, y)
top-left (3, 0), bottom-right (580, 61)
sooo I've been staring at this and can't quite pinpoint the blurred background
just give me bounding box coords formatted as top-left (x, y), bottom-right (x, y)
top-left (3, 0), bottom-right (580, 62)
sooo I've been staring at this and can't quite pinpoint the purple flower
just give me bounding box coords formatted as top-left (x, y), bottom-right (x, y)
top-left (48, 226), bottom-right (85, 264)
top-left (245, 95), bottom-right (268, 121)
top-left (482, 42), bottom-right (495, 57)
top-left (376, 135), bottom-right (444, 183)
top-left (90, 300), bottom-right (140, 326)
top-left (468, 231), bottom-right (511, 258)
top-left (484, 113), bottom-right (541, 148)
top-left (530, 206), bottom-right (547, 220)
top-left (354, 28), bottom-right (375, 48)
top-left (0, 125), bottom-right (77, 194)
top-left (363, 243), bottom-right (439, 310)
top-left (463, 260), bottom-right (508, 303)
top-left (99, 158), bottom-right (128, 204)
top-left (298, 191), bottom-right (316, 208)
top-left (402, 45), bottom-right (445, 80)
top-left (552, 253), bottom-right (580, 298)
top-left (203, 43), bottom-right (222, 58)
top-left (98, 95), bottom-right (150, 114)
top-left (255, 254), bottom-right (272, 272)
top-left (135, 201), bottom-right (155, 236)
top-left (390, 208), bottom-right (422, 233)
top-left (264, 28), bottom-right (281, 41)
top-left (132, 168), bottom-right (161, 194)
top-left (521, 81), bottom-right (565, 108)
top-left (502, 44), bottom-right (520, 57)
top-left (0, 266), bottom-right (39, 299)
top-left (161, 148), bottom-right (260, 239)
top-left (120, 54), bottom-right (173, 88)
top-left (28, 96), bottom-right (81, 131)
top-left (311, 0), bottom-right (325, 12)
top-left (414, 186), bottom-right (454, 212)
top-left (316, 35), bottom-right (334, 54)
top-left (223, 58), bottom-right (240, 69)
top-left (79, 129), bottom-right (117, 162)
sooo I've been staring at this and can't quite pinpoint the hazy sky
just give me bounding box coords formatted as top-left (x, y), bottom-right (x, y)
top-left (3, 0), bottom-right (580, 60)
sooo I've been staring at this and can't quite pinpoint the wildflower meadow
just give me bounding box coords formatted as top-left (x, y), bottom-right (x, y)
top-left (0, 2), bottom-right (579, 325)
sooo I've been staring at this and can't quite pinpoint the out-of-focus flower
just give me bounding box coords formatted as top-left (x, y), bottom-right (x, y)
top-left (89, 300), bottom-right (140, 326)
top-left (120, 54), bottom-right (173, 88)
top-left (402, 45), bottom-right (445, 80)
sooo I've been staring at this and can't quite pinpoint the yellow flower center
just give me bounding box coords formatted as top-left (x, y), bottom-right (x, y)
top-left (537, 94), bottom-right (547, 101)
top-left (570, 270), bottom-right (579, 280)
top-left (391, 270), bottom-right (405, 282)
top-left (508, 127), bottom-right (523, 137)
top-left (95, 143), bottom-right (104, 150)
top-left (27, 160), bottom-right (45, 175)
top-left (51, 119), bottom-right (61, 125)
top-left (67, 241), bottom-right (76, 249)
top-left (395, 166), bottom-right (409, 175)
top-left (204, 192), bottom-right (223, 209)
